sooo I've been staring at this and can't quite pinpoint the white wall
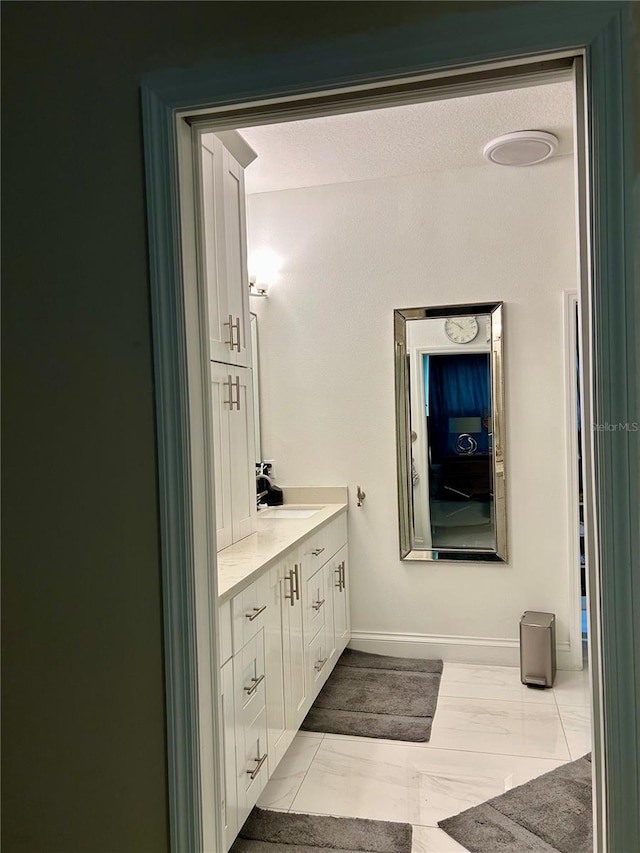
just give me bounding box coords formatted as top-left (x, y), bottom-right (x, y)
top-left (248, 156), bottom-right (579, 667)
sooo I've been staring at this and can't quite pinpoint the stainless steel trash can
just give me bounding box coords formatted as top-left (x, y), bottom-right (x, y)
top-left (520, 611), bottom-right (556, 687)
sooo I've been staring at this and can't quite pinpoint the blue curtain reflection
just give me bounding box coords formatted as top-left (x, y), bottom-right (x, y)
top-left (425, 353), bottom-right (491, 460)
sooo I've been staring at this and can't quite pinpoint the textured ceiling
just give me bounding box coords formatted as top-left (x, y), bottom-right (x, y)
top-left (242, 81), bottom-right (574, 195)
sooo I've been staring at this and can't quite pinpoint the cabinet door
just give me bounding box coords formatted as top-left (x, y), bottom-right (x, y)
top-left (222, 147), bottom-right (251, 369)
top-left (220, 659), bottom-right (238, 851)
top-left (281, 552), bottom-right (307, 734)
top-left (201, 134), bottom-right (236, 365)
top-left (332, 545), bottom-right (351, 656)
top-left (229, 366), bottom-right (256, 543)
top-left (323, 560), bottom-right (337, 668)
top-left (210, 362), bottom-right (233, 550)
top-left (264, 560), bottom-right (290, 774)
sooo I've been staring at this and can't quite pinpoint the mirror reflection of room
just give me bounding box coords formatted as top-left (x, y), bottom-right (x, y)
top-left (401, 307), bottom-right (506, 560)
top-left (426, 350), bottom-right (493, 549)
top-left (421, 339), bottom-right (493, 549)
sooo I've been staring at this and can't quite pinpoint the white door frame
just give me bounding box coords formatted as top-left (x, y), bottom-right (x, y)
top-left (141, 7), bottom-right (637, 850)
top-left (564, 290), bottom-right (585, 671)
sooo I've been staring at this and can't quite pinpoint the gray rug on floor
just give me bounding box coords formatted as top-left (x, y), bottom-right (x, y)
top-left (439, 753), bottom-right (593, 853)
top-left (300, 648), bottom-right (443, 742)
top-left (231, 807), bottom-right (412, 853)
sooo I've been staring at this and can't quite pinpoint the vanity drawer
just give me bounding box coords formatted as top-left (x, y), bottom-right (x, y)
top-left (232, 572), bottom-right (269, 653)
top-left (233, 630), bottom-right (267, 725)
top-left (219, 599), bottom-right (233, 666)
top-left (324, 513), bottom-right (347, 562)
top-left (304, 565), bottom-right (326, 644)
top-left (238, 704), bottom-right (269, 802)
top-left (301, 526), bottom-right (327, 579)
top-left (307, 625), bottom-right (330, 691)
top-left (302, 514), bottom-right (348, 576)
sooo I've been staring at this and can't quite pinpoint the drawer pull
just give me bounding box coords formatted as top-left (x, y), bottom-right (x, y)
top-left (312, 598), bottom-right (325, 611)
top-left (311, 547), bottom-right (325, 557)
top-left (293, 563), bottom-right (300, 601)
top-left (243, 673), bottom-right (265, 695)
top-left (232, 316), bottom-right (242, 353)
top-left (314, 657), bottom-right (327, 672)
top-left (284, 570), bottom-right (295, 606)
top-left (224, 314), bottom-right (234, 349)
top-left (245, 604), bottom-right (267, 621)
top-left (247, 752), bottom-right (268, 779)
top-left (224, 374), bottom-right (234, 407)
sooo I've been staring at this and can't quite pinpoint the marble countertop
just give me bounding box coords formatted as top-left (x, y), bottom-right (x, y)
top-left (217, 497), bottom-right (348, 602)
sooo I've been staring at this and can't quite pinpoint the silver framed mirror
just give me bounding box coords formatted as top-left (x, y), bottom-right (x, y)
top-left (394, 302), bottom-right (506, 562)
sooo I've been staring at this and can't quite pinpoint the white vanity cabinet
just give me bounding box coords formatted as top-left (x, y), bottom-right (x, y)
top-left (204, 130), bottom-right (258, 553)
top-left (218, 510), bottom-right (349, 850)
top-left (200, 133), bottom-right (253, 369)
top-left (210, 362), bottom-right (256, 550)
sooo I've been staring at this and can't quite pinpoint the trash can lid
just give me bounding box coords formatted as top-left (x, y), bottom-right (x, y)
top-left (521, 611), bottom-right (555, 627)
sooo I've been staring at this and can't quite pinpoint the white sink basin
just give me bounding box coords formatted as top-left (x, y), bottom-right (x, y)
top-left (260, 506), bottom-right (324, 519)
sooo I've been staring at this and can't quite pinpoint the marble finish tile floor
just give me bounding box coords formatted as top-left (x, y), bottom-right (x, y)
top-left (257, 662), bottom-right (592, 852)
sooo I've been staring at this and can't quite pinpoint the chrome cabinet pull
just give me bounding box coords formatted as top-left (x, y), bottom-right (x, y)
top-left (312, 598), bottom-right (325, 612)
top-left (224, 314), bottom-right (234, 349)
top-left (232, 316), bottom-right (242, 352)
top-left (334, 566), bottom-right (342, 589)
top-left (314, 657), bottom-right (327, 672)
top-left (293, 563), bottom-right (300, 600)
top-left (340, 561), bottom-right (346, 591)
top-left (223, 315), bottom-right (242, 352)
top-left (224, 374), bottom-right (234, 407)
top-left (246, 752), bottom-right (268, 779)
top-left (311, 547), bottom-right (325, 557)
top-left (245, 604), bottom-right (266, 621)
top-left (224, 374), bottom-right (241, 410)
top-left (284, 570), bottom-right (295, 606)
top-left (243, 673), bottom-right (265, 695)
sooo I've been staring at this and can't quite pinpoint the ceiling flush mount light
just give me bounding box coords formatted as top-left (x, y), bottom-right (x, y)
top-left (483, 131), bottom-right (559, 166)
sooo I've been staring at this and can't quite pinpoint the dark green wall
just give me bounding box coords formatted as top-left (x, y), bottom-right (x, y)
top-left (2, 2), bottom-right (636, 852)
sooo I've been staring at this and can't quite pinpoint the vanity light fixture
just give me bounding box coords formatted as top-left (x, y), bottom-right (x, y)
top-left (248, 248), bottom-right (282, 297)
top-left (248, 276), bottom-right (269, 298)
top-left (483, 130), bottom-right (558, 166)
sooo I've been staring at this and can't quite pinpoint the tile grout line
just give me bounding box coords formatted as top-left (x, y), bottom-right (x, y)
top-left (317, 734), bottom-right (571, 763)
top-left (286, 734), bottom-right (325, 813)
top-left (555, 703), bottom-right (575, 761)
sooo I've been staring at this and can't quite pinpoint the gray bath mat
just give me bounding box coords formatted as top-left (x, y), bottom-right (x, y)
top-left (300, 648), bottom-right (443, 741)
top-left (231, 806), bottom-right (412, 853)
top-left (439, 753), bottom-right (593, 853)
